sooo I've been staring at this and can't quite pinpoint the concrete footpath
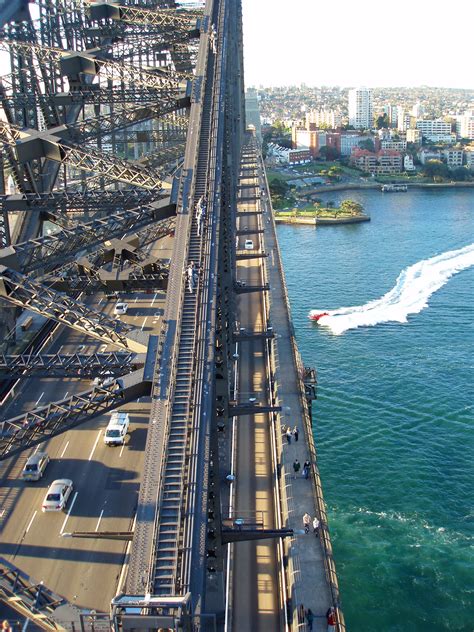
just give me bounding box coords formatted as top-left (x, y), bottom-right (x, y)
top-left (257, 153), bottom-right (344, 630)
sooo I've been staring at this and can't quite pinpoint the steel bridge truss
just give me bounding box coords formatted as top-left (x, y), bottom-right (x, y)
top-left (0, 266), bottom-right (148, 352)
top-left (0, 202), bottom-right (176, 275)
top-left (0, 369), bottom-right (151, 461)
top-left (0, 351), bottom-right (142, 379)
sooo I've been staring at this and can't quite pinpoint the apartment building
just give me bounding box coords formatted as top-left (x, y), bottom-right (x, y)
top-left (340, 133), bottom-right (367, 156)
top-left (381, 139), bottom-right (407, 151)
top-left (418, 149), bottom-right (442, 165)
top-left (443, 149), bottom-right (464, 168)
top-left (457, 110), bottom-right (474, 140)
top-left (305, 109), bottom-right (342, 129)
top-left (350, 148), bottom-right (402, 174)
top-left (397, 108), bottom-right (415, 132)
top-left (404, 155), bottom-right (415, 171)
top-left (465, 149), bottom-right (474, 170)
top-left (416, 119), bottom-right (453, 142)
top-left (348, 87), bottom-right (373, 129)
top-left (406, 128), bottom-right (422, 144)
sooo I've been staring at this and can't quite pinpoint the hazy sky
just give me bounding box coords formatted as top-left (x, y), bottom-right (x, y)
top-left (241, 0), bottom-right (474, 89)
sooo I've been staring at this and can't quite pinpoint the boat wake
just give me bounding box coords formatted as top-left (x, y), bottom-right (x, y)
top-left (309, 243), bottom-right (474, 335)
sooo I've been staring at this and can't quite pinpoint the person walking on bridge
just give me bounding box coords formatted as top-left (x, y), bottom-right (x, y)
top-left (303, 512), bottom-right (311, 534)
top-left (326, 607), bottom-right (336, 632)
top-left (293, 459), bottom-right (301, 479)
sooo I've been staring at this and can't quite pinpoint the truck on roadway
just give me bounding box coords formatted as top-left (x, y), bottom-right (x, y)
top-left (104, 411), bottom-right (130, 446)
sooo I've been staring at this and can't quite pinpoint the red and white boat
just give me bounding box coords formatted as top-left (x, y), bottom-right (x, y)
top-left (308, 311), bottom-right (329, 322)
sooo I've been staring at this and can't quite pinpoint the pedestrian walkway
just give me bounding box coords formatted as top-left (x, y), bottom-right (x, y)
top-left (256, 152), bottom-right (345, 630)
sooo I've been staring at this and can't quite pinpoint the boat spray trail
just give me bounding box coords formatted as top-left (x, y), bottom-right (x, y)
top-left (309, 243), bottom-right (474, 335)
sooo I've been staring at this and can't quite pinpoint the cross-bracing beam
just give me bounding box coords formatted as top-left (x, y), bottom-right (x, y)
top-left (0, 201), bottom-right (175, 275)
top-left (0, 370), bottom-right (151, 461)
top-left (0, 189), bottom-right (163, 213)
top-left (89, 2), bottom-right (202, 30)
top-left (0, 267), bottom-right (148, 352)
top-left (0, 352), bottom-right (142, 379)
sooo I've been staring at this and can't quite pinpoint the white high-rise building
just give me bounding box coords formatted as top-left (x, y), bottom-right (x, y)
top-left (348, 88), bottom-right (373, 129)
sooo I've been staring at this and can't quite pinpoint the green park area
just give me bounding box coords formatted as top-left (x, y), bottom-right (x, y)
top-left (274, 199), bottom-right (366, 219)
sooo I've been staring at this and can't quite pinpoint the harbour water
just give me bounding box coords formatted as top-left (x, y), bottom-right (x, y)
top-left (276, 188), bottom-right (474, 632)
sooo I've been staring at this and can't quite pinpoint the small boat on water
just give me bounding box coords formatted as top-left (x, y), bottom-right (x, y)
top-left (308, 311), bottom-right (329, 322)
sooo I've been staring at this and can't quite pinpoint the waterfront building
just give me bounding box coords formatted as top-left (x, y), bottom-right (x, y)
top-left (350, 148), bottom-right (402, 174)
top-left (348, 87), bottom-right (374, 129)
top-left (245, 88), bottom-right (262, 142)
top-left (442, 148), bottom-right (464, 168)
top-left (404, 154), bottom-right (416, 171)
top-left (465, 149), bottom-right (474, 170)
top-left (418, 149), bottom-right (442, 165)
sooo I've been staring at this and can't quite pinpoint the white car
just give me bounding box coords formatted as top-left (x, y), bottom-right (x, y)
top-left (244, 239), bottom-right (254, 250)
top-left (42, 479), bottom-right (73, 512)
top-left (113, 302), bottom-right (129, 315)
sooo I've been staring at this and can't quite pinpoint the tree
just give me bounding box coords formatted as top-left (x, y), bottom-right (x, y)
top-left (359, 138), bottom-right (375, 152)
top-left (269, 177), bottom-right (289, 199)
top-left (451, 166), bottom-right (470, 181)
top-left (318, 146), bottom-right (339, 161)
top-left (340, 199), bottom-right (364, 216)
top-left (423, 160), bottom-right (449, 180)
top-left (375, 114), bottom-right (389, 129)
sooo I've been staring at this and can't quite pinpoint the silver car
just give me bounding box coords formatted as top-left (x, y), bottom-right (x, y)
top-left (42, 479), bottom-right (73, 512)
top-left (21, 452), bottom-right (50, 482)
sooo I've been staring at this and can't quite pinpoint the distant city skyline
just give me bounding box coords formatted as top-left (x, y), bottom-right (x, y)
top-left (241, 0), bottom-right (474, 90)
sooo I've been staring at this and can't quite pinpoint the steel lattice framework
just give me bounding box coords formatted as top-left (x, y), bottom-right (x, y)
top-left (0, 0), bottom-right (251, 628)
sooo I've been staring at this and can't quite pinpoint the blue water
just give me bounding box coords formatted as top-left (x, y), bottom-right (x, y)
top-left (277, 189), bottom-right (474, 632)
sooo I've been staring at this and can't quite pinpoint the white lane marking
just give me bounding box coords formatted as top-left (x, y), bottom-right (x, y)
top-left (33, 445), bottom-right (40, 454)
top-left (22, 618), bottom-right (29, 632)
top-left (88, 430), bottom-right (102, 461)
top-left (151, 292), bottom-right (158, 306)
top-left (117, 515), bottom-right (136, 594)
top-left (26, 511), bottom-right (37, 533)
top-left (134, 297), bottom-right (138, 303)
top-left (95, 509), bottom-right (104, 532)
top-left (140, 317), bottom-right (148, 332)
top-left (60, 441), bottom-right (69, 458)
top-left (35, 392), bottom-right (44, 406)
top-left (60, 491), bottom-right (78, 535)
top-left (119, 443), bottom-right (125, 458)
top-left (64, 391), bottom-right (69, 399)
top-left (98, 298), bottom-right (103, 305)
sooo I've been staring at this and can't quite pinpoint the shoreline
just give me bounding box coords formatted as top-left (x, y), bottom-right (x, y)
top-left (304, 181), bottom-right (474, 194)
top-left (274, 214), bottom-right (371, 226)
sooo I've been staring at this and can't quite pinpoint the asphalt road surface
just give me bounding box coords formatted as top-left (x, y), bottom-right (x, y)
top-left (0, 234), bottom-right (172, 612)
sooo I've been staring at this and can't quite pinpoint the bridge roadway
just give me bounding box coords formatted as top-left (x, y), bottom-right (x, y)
top-left (0, 234), bottom-right (173, 612)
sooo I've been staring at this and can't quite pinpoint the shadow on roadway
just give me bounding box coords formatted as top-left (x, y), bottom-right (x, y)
top-left (0, 542), bottom-right (125, 565)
